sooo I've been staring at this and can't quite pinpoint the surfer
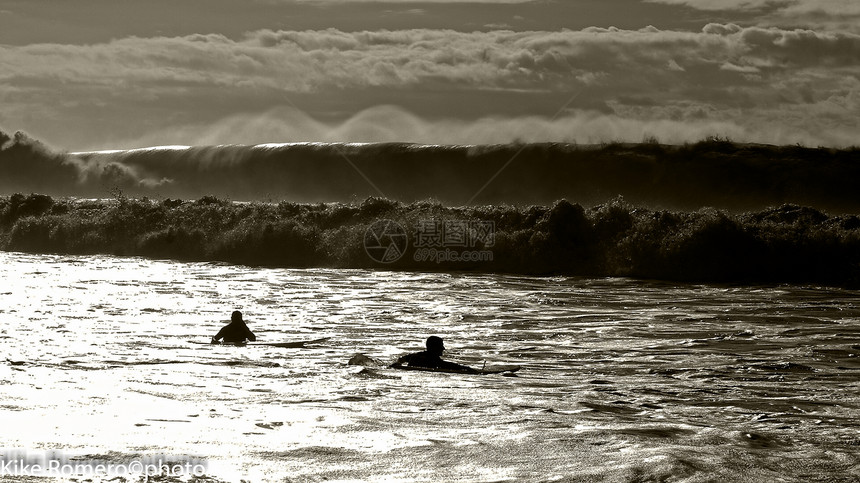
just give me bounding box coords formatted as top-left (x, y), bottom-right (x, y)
top-left (211, 311), bottom-right (257, 344)
top-left (390, 336), bottom-right (478, 373)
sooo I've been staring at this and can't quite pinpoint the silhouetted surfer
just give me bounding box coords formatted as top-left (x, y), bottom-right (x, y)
top-left (391, 336), bottom-right (477, 373)
top-left (211, 311), bottom-right (257, 344)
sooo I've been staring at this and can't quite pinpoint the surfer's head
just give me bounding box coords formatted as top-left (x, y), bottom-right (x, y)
top-left (426, 336), bottom-right (445, 355)
top-left (231, 310), bottom-right (243, 323)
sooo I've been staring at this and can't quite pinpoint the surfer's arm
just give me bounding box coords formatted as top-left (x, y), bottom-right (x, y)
top-left (242, 322), bottom-right (256, 342)
top-left (389, 353), bottom-right (412, 368)
top-left (212, 327), bottom-right (226, 343)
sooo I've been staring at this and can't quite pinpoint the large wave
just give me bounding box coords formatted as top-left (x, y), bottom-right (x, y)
top-left (2, 129), bottom-right (859, 212)
top-left (2, 194), bottom-right (858, 286)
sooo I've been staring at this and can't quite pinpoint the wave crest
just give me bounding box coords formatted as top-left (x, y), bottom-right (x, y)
top-left (2, 194), bottom-right (858, 286)
top-left (3, 129), bottom-right (860, 211)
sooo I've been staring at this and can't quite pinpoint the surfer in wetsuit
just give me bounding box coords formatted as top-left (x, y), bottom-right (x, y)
top-left (390, 336), bottom-right (478, 373)
top-left (211, 311), bottom-right (257, 344)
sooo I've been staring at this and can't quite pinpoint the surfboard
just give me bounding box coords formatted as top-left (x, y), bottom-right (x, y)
top-left (347, 353), bottom-right (520, 375)
top-left (390, 364), bottom-right (521, 375)
top-left (188, 337), bottom-right (329, 348)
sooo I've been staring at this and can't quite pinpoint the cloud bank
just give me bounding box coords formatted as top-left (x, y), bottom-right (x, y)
top-left (1, 24), bottom-right (858, 149)
top-left (646, 0), bottom-right (860, 32)
top-left (646, 0), bottom-right (860, 15)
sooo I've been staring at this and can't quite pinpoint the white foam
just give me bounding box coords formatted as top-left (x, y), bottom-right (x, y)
top-left (70, 145), bottom-right (192, 156)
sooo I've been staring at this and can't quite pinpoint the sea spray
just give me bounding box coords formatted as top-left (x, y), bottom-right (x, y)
top-left (2, 194), bottom-right (858, 286)
top-left (4, 130), bottom-right (860, 211)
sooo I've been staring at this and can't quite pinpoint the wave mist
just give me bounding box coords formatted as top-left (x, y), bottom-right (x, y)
top-left (2, 129), bottom-right (860, 212)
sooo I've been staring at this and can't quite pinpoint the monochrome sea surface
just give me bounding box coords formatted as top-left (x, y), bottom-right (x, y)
top-left (1, 251), bottom-right (858, 482)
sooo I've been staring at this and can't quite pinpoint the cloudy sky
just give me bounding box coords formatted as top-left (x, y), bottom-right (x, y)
top-left (0, 0), bottom-right (858, 150)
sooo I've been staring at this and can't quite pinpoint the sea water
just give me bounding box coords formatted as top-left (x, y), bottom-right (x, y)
top-left (0, 251), bottom-right (858, 482)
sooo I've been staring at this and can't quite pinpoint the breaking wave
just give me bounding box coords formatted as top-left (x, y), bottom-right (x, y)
top-left (2, 129), bottom-right (860, 211)
top-left (2, 194), bottom-right (858, 286)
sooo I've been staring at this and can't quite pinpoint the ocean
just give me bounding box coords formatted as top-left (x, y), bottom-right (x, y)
top-left (1, 250), bottom-right (858, 482)
top-left (2, 135), bottom-right (859, 481)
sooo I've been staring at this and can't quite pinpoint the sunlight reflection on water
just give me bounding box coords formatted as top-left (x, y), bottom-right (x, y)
top-left (1, 251), bottom-right (859, 482)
